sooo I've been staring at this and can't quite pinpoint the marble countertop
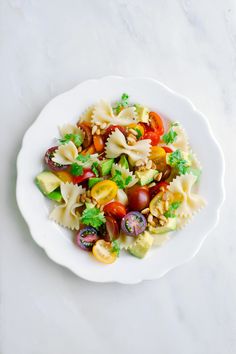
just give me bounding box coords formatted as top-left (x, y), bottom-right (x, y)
top-left (1, 0), bottom-right (235, 353)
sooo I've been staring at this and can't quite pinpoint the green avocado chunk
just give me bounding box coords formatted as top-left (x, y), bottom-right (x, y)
top-left (135, 105), bottom-right (150, 123)
top-left (149, 218), bottom-right (177, 234)
top-left (88, 177), bottom-right (103, 188)
top-left (119, 155), bottom-right (129, 170)
top-left (128, 231), bottom-right (153, 259)
top-left (135, 169), bottom-right (158, 186)
top-left (35, 171), bottom-right (61, 195)
top-left (47, 188), bottom-right (63, 202)
top-left (100, 159), bottom-right (114, 176)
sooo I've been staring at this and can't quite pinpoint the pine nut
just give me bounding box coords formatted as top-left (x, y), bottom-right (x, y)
top-left (101, 123), bottom-right (107, 130)
top-left (129, 128), bottom-right (138, 136)
top-left (96, 128), bottom-right (101, 135)
top-left (146, 160), bottom-right (152, 169)
top-left (155, 172), bottom-right (163, 182)
top-left (92, 125), bottom-right (97, 135)
top-left (148, 214), bottom-right (153, 223)
top-left (141, 208), bottom-right (150, 214)
top-left (135, 159), bottom-right (144, 167)
top-left (147, 182), bottom-right (156, 188)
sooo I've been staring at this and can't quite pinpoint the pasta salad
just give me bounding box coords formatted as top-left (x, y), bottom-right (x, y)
top-left (35, 94), bottom-right (205, 264)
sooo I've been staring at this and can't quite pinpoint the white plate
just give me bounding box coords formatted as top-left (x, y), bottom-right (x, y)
top-left (16, 76), bottom-right (225, 284)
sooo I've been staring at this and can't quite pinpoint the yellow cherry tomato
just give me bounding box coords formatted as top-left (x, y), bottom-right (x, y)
top-left (128, 123), bottom-right (145, 137)
top-left (92, 240), bottom-right (117, 264)
top-left (55, 171), bottom-right (73, 183)
top-left (149, 192), bottom-right (165, 217)
top-left (150, 146), bottom-right (167, 172)
top-left (91, 180), bottom-right (118, 205)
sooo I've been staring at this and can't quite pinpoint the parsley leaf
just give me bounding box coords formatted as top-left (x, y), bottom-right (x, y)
top-left (59, 133), bottom-right (83, 147)
top-left (163, 127), bottom-right (177, 145)
top-left (70, 163), bottom-right (83, 176)
top-left (164, 201), bottom-right (181, 218)
top-left (113, 93), bottom-right (129, 114)
top-left (134, 128), bottom-right (142, 139)
top-left (168, 149), bottom-right (188, 175)
top-left (81, 203), bottom-right (106, 229)
top-left (111, 169), bottom-right (132, 189)
top-left (76, 154), bottom-right (90, 163)
top-left (111, 240), bottom-right (120, 256)
top-left (91, 162), bottom-right (99, 177)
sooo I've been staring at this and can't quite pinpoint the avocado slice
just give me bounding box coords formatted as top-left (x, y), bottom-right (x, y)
top-left (88, 177), bottom-right (103, 188)
top-left (99, 159), bottom-right (114, 176)
top-left (128, 231), bottom-right (153, 258)
top-left (135, 169), bottom-right (158, 186)
top-left (135, 105), bottom-right (150, 123)
top-left (119, 155), bottom-right (129, 170)
top-left (149, 218), bottom-right (177, 234)
top-left (47, 188), bottom-right (63, 202)
top-left (35, 171), bottom-right (61, 194)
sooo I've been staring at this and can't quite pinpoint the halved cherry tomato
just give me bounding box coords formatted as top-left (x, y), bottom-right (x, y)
top-left (91, 180), bottom-right (118, 205)
top-left (103, 125), bottom-right (127, 142)
top-left (149, 112), bottom-right (164, 136)
top-left (92, 239), bottom-right (117, 264)
top-left (149, 182), bottom-right (169, 199)
top-left (44, 146), bottom-right (68, 171)
top-left (104, 216), bottom-right (119, 241)
top-left (81, 144), bottom-right (96, 155)
top-left (128, 123), bottom-right (145, 137)
top-left (93, 135), bottom-right (105, 152)
top-left (162, 146), bottom-right (173, 153)
top-left (121, 211), bottom-right (147, 236)
top-left (55, 170), bottom-right (73, 183)
top-left (150, 146), bottom-right (166, 160)
top-left (103, 201), bottom-right (127, 219)
top-left (143, 131), bottom-right (160, 146)
top-left (77, 123), bottom-right (92, 148)
top-left (72, 168), bottom-right (95, 184)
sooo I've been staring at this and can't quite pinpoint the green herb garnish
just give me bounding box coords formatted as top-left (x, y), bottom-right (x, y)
top-left (163, 123), bottom-right (178, 144)
top-left (168, 149), bottom-right (188, 175)
top-left (164, 201), bottom-right (181, 218)
top-left (76, 154), bottom-right (90, 163)
top-left (70, 163), bottom-right (83, 176)
top-left (91, 162), bottom-right (99, 177)
top-left (81, 203), bottom-right (106, 229)
top-left (114, 93), bottom-right (129, 114)
top-left (134, 128), bottom-right (142, 139)
top-left (59, 133), bottom-right (83, 147)
top-left (111, 240), bottom-right (121, 256)
top-left (111, 169), bottom-right (132, 189)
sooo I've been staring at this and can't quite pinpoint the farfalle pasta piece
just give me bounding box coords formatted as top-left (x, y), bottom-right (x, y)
top-left (167, 174), bottom-right (206, 217)
top-left (52, 141), bottom-right (78, 165)
top-left (105, 128), bottom-right (151, 165)
top-left (49, 183), bottom-right (85, 230)
top-left (111, 163), bottom-right (138, 188)
top-left (79, 105), bottom-right (94, 123)
top-left (171, 124), bottom-right (189, 152)
top-left (59, 124), bottom-right (84, 138)
top-left (119, 232), bottom-right (136, 250)
top-left (92, 100), bottom-right (137, 126)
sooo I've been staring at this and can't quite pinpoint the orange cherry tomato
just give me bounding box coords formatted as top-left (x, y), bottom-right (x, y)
top-left (81, 144), bottom-right (96, 155)
top-left (93, 135), bottom-right (105, 152)
top-left (92, 240), bottom-right (117, 264)
top-left (149, 146), bottom-right (167, 171)
top-left (55, 171), bottom-right (73, 183)
top-left (149, 112), bottom-right (164, 136)
top-left (91, 180), bottom-right (118, 205)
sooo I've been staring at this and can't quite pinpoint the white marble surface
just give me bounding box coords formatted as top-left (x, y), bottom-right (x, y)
top-left (1, 0), bottom-right (235, 353)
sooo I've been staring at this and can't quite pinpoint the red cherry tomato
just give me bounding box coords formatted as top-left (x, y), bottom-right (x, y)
top-left (162, 146), bottom-right (173, 153)
top-left (93, 135), bottom-right (105, 152)
top-left (149, 112), bottom-right (164, 136)
top-left (127, 186), bottom-right (150, 211)
top-left (103, 125), bottom-right (127, 142)
top-left (103, 201), bottom-right (127, 219)
top-left (72, 168), bottom-right (95, 184)
top-left (77, 123), bottom-right (93, 148)
top-left (149, 182), bottom-right (169, 199)
top-left (143, 131), bottom-right (160, 146)
top-left (103, 216), bottom-right (119, 242)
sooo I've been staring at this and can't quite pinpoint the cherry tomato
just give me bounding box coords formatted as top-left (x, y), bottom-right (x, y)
top-left (161, 165), bottom-right (172, 181)
top-left (149, 182), bottom-right (169, 199)
top-left (128, 123), bottom-right (145, 137)
top-left (121, 211), bottom-right (147, 236)
top-left (103, 125), bottom-right (127, 142)
top-left (77, 123), bottom-right (92, 148)
top-left (103, 201), bottom-right (127, 219)
top-left (91, 180), bottom-right (118, 205)
top-left (81, 144), bottom-right (96, 155)
top-left (92, 240), bottom-right (117, 264)
top-left (149, 112), bottom-right (164, 136)
top-left (162, 146), bottom-right (173, 153)
top-left (143, 131), bottom-right (160, 146)
top-left (44, 146), bottom-right (68, 171)
top-left (55, 170), bottom-right (73, 183)
top-left (72, 168), bottom-right (95, 184)
top-left (127, 186), bottom-right (150, 211)
top-left (103, 216), bottom-right (119, 242)
top-left (93, 135), bottom-right (105, 152)
top-left (149, 146), bottom-right (167, 171)
top-left (75, 227), bottom-right (99, 251)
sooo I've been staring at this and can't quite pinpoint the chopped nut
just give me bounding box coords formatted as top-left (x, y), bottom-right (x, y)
top-left (147, 182), bottom-right (156, 188)
top-left (141, 208), bottom-right (150, 214)
top-left (100, 122), bottom-right (107, 130)
top-left (96, 128), bottom-right (101, 135)
top-left (159, 220), bottom-right (165, 226)
top-left (78, 146), bottom-right (82, 153)
top-left (92, 125), bottom-right (97, 135)
top-left (155, 172), bottom-right (163, 182)
top-left (99, 204), bottom-right (104, 211)
top-left (146, 160), bottom-right (152, 169)
top-left (129, 128), bottom-right (138, 136)
top-left (147, 214), bottom-right (153, 223)
top-left (158, 215), bottom-right (167, 222)
top-left (127, 137), bottom-right (136, 145)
